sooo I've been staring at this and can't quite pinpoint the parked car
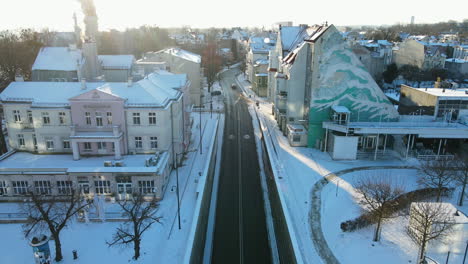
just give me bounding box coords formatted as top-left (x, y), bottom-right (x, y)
top-left (211, 90), bottom-right (222, 96)
top-left (231, 84), bottom-right (237, 89)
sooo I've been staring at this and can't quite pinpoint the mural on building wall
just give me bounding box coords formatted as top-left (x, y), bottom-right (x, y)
top-left (308, 30), bottom-right (399, 147)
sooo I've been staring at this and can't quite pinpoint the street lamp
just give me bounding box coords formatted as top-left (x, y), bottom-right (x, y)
top-left (175, 152), bottom-right (183, 230)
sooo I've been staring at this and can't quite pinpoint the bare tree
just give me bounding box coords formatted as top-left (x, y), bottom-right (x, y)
top-left (107, 193), bottom-right (161, 260)
top-left (407, 202), bottom-right (455, 264)
top-left (453, 156), bottom-right (468, 206)
top-left (355, 175), bottom-right (405, 241)
top-left (418, 159), bottom-right (455, 202)
top-left (22, 187), bottom-right (93, 262)
top-left (202, 41), bottom-right (222, 92)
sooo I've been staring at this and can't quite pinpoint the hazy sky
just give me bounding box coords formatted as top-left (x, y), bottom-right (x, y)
top-left (1, 0), bottom-right (466, 31)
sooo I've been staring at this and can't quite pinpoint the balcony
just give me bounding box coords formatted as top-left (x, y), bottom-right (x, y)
top-left (70, 125), bottom-right (123, 139)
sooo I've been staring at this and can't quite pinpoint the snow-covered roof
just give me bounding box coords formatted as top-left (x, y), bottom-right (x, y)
top-left (280, 26), bottom-right (307, 51)
top-left (0, 152), bottom-right (169, 174)
top-left (255, 73), bottom-right (268, 77)
top-left (255, 59), bottom-right (269, 65)
top-left (411, 87), bottom-right (468, 98)
top-left (159, 48), bottom-right (201, 63)
top-left (0, 71), bottom-right (187, 108)
top-left (332, 105), bottom-right (350, 113)
top-left (446, 58), bottom-right (467, 63)
top-left (32, 47), bottom-right (84, 71)
top-left (98, 55), bottom-right (135, 69)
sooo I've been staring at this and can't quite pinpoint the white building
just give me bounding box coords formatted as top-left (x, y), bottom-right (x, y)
top-left (141, 48), bottom-right (202, 106)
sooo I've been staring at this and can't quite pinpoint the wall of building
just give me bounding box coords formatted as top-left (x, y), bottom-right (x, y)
top-left (331, 134), bottom-right (358, 160)
top-left (307, 26), bottom-right (399, 148)
top-left (147, 52), bottom-right (202, 106)
top-left (3, 103), bottom-right (73, 153)
top-left (398, 85), bottom-right (438, 116)
top-left (102, 68), bottom-right (132, 82)
top-left (31, 70), bottom-right (78, 82)
top-left (393, 40), bottom-right (425, 68)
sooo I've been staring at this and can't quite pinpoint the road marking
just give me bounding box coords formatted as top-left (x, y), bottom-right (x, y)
top-left (237, 107), bottom-right (244, 264)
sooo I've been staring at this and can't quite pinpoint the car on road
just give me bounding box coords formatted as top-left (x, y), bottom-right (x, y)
top-left (231, 84), bottom-right (237, 89)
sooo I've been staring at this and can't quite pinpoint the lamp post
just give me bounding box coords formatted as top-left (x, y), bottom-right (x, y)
top-left (175, 152), bottom-right (183, 230)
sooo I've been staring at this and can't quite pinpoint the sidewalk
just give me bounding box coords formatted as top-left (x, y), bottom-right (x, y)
top-left (0, 112), bottom-right (222, 264)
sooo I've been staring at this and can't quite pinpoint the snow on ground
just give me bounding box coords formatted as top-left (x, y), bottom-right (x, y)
top-left (236, 74), bottom-right (468, 264)
top-left (322, 168), bottom-right (468, 264)
top-left (0, 112), bottom-right (221, 264)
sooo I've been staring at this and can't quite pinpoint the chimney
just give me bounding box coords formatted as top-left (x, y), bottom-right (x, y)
top-left (127, 77), bottom-right (133, 87)
top-left (81, 78), bottom-right (86, 90)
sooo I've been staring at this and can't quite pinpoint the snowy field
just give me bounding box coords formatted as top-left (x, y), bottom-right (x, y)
top-left (0, 113), bottom-right (222, 264)
top-left (322, 168), bottom-right (468, 264)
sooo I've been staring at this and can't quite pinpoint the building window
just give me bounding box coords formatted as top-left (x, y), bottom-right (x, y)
top-left (46, 138), bottom-right (54, 150)
top-left (292, 135), bottom-right (301, 142)
top-left (0, 181), bottom-right (7, 196)
top-left (135, 137), bottom-right (142, 149)
top-left (138, 180), bottom-right (155, 194)
top-left (63, 140), bottom-right (70, 149)
top-left (13, 110), bottom-right (21, 122)
top-left (57, 181), bottom-right (73, 194)
top-left (84, 142), bottom-right (92, 151)
top-left (17, 134), bottom-right (25, 147)
top-left (106, 112), bottom-right (112, 125)
top-left (13, 181), bottom-right (28, 195)
top-left (78, 180), bottom-right (90, 194)
top-left (27, 110), bottom-right (33, 124)
top-left (85, 112), bottom-right (91, 125)
top-left (34, 181), bottom-right (51, 195)
top-left (42, 112), bottom-right (50, 125)
top-left (97, 142), bottom-right (106, 150)
top-left (59, 112), bottom-right (66, 125)
top-left (95, 112), bottom-right (103, 126)
top-left (150, 136), bottom-right (158, 149)
top-left (94, 180), bottom-right (111, 194)
top-left (133, 113), bottom-right (140, 125)
top-left (33, 134), bottom-right (38, 151)
top-left (149, 112), bottom-right (156, 125)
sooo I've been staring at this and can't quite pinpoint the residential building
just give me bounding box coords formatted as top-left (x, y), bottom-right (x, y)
top-left (31, 46), bottom-right (86, 82)
top-left (0, 71), bottom-right (190, 200)
top-left (141, 48), bottom-right (202, 106)
top-left (98, 55), bottom-right (135, 82)
top-left (31, 44), bottom-right (136, 83)
top-left (269, 24), bottom-right (399, 149)
top-left (246, 35), bottom-right (275, 96)
top-left (445, 58), bottom-right (468, 77)
top-left (453, 45), bottom-right (468, 60)
top-left (393, 39), bottom-right (447, 70)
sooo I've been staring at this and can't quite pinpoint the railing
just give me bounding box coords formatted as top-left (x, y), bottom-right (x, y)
top-left (72, 125), bottom-right (120, 132)
top-left (417, 154), bottom-right (455, 161)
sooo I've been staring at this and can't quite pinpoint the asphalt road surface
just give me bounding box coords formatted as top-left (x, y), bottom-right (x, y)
top-left (210, 69), bottom-right (271, 264)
